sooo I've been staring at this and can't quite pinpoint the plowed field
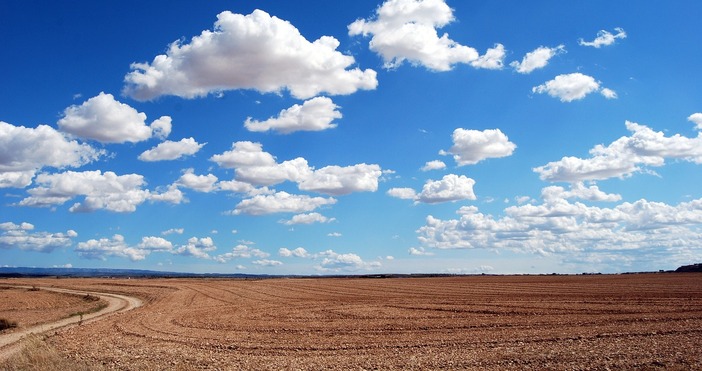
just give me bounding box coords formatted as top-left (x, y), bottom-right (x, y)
top-left (2, 273), bottom-right (701, 370)
top-left (0, 285), bottom-right (105, 329)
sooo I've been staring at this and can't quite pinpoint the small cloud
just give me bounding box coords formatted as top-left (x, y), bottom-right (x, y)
top-left (244, 97), bottom-right (341, 134)
top-left (600, 88), bottom-right (618, 99)
top-left (280, 212), bottom-right (336, 225)
top-left (510, 45), bottom-right (565, 74)
top-left (687, 113), bottom-right (702, 130)
top-left (389, 174), bottom-right (476, 204)
top-left (533, 73), bottom-right (615, 102)
top-left (162, 228), bottom-right (184, 236)
top-left (579, 27), bottom-right (627, 48)
top-left (327, 232), bottom-right (342, 237)
top-left (441, 128), bottom-right (516, 166)
top-left (409, 247), bottom-right (434, 256)
top-left (421, 160), bottom-right (446, 172)
top-left (253, 259), bottom-right (283, 267)
top-left (279, 247), bottom-right (309, 258)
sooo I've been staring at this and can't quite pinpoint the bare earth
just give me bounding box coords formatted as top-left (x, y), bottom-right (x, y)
top-left (0, 285), bottom-right (106, 329)
top-left (1, 273), bottom-right (701, 370)
top-left (0, 284), bottom-right (141, 361)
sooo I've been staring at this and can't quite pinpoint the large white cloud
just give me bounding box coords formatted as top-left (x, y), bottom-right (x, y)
top-left (532, 73), bottom-right (615, 102)
top-left (0, 222), bottom-right (77, 253)
top-left (244, 97), bottom-right (342, 134)
top-left (349, 0), bottom-right (503, 71)
top-left (211, 141), bottom-right (383, 194)
top-left (388, 174), bottom-right (477, 204)
top-left (0, 121), bottom-right (103, 188)
top-left (124, 10), bottom-right (377, 101)
top-left (18, 170), bottom-right (182, 212)
top-left (534, 121), bottom-right (702, 182)
top-left (510, 45), bottom-right (565, 74)
top-left (176, 169), bottom-right (219, 193)
top-left (138, 137), bottom-right (205, 162)
top-left (210, 141), bottom-right (309, 186)
top-left (58, 92), bottom-right (170, 143)
top-left (210, 141), bottom-right (278, 168)
top-left (416, 186), bottom-right (702, 269)
top-left (174, 237), bottom-right (217, 260)
top-left (541, 183), bottom-right (622, 203)
top-left (298, 164), bottom-right (383, 195)
top-left (76, 234), bottom-right (148, 261)
top-left (233, 191), bottom-right (336, 215)
top-left (418, 174), bottom-right (476, 203)
top-left (579, 27), bottom-right (627, 48)
top-left (440, 128), bottom-right (516, 166)
top-left (75, 234), bottom-right (218, 261)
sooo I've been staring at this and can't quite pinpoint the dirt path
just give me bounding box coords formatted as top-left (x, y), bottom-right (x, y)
top-left (0, 286), bottom-right (143, 360)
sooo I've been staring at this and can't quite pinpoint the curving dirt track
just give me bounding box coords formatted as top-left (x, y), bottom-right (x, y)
top-left (0, 284), bottom-right (142, 360)
top-left (2, 273), bottom-right (702, 369)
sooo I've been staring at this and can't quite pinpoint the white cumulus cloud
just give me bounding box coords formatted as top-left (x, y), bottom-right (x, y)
top-left (510, 45), bottom-right (565, 74)
top-left (252, 259), bottom-right (283, 267)
top-left (124, 10), bottom-right (377, 100)
top-left (211, 141), bottom-right (383, 195)
top-left (687, 113), bottom-right (702, 130)
top-left (415, 186), bottom-right (702, 270)
top-left (233, 191), bottom-right (336, 215)
top-left (0, 121), bottom-right (103, 188)
top-left (279, 247), bottom-right (310, 258)
top-left (387, 187), bottom-right (418, 200)
top-left (0, 222), bottom-right (77, 253)
top-left (421, 160), bottom-right (446, 171)
top-left (299, 164), bottom-right (383, 195)
top-left (534, 121), bottom-right (702, 182)
top-left (58, 92), bottom-right (170, 143)
top-left (76, 234), bottom-right (149, 261)
top-left (470, 43), bottom-right (506, 70)
top-left (532, 73), bottom-right (615, 102)
top-left (440, 128), bottom-right (516, 166)
top-left (315, 249), bottom-right (381, 272)
top-left (349, 0), bottom-right (503, 71)
top-left (138, 137), bottom-right (205, 162)
top-left (176, 169), bottom-right (219, 193)
top-left (280, 212), bottom-right (335, 225)
top-left (244, 97), bottom-right (342, 134)
top-left (579, 27), bottom-right (627, 48)
top-left (215, 244), bottom-right (269, 263)
top-left (389, 174), bottom-right (477, 203)
top-left (174, 237), bottom-right (217, 260)
top-left (418, 174), bottom-right (476, 203)
top-left (408, 246), bottom-right (434, 256)
top-left (18, 170), bottom-right (181, 212)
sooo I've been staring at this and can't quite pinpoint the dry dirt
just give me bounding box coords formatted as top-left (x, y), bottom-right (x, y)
top-left (0, 285), bottom-right (106, 329)
top-left (1, 273), bottom-right (701, 370)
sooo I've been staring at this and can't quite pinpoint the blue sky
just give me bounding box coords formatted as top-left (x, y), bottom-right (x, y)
top-left (2, 0), bottom-right (702, 274)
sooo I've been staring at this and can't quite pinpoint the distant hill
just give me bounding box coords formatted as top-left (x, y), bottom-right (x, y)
top-left (675, 263), bottom-right (702, 272)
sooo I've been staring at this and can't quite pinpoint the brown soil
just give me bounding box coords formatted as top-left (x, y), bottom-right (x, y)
top-left (2, 273), bottom-right (701, 370)
top-left (0, 285), bottom-right (106, 330)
